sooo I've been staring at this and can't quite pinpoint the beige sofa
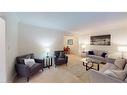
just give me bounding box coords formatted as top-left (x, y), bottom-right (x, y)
top-left (89, 58), bottom-right (127, 83)
top-left (86, 50), bottom-right (108, 63)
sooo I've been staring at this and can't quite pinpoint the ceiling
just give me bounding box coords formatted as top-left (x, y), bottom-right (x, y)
top-left (15, 12), bottom-right (127, 31)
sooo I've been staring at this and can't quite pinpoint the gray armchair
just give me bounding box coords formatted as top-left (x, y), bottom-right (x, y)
top-left (54, 51), bottom-right (68, 67)
top-left (15, 53), bottom-right (44, 82)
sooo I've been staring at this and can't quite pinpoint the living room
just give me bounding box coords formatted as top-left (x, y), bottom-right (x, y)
top-left (1, 12), bottom-right (127, 83)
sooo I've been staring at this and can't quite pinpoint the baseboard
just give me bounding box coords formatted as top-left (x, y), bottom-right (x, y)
top-left (7, 73), bottom-right (17, 83)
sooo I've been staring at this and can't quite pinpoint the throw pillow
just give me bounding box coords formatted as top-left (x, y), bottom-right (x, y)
top-left (104, 70), bottom-right (127, 81)
top-left (59, 52), bottom-right (65, 58)
top-left (114, 58), bottom-right (126, 69)
top-left (24, 59), bottom-right (35, 67)
top-left (101, 52), bottom-right (107, 58)
top-left (88, 51), bottom-right (94, 55)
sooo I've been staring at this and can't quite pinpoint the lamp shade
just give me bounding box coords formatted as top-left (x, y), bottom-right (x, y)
top-left (46, 48), bottom-right (50, 53)
top-left (118, 46), bottom-right (127, 52)
top-left (81, 44), bottom-right (86, 49)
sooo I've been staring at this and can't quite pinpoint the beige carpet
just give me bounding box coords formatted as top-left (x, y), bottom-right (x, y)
top-left (14, 54), bottom-right (103, 83)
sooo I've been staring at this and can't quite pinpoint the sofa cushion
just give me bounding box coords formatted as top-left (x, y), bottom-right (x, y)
top-left (24, 59), bottom-right (35, 67)
top-left (18, 58), bottom-right (25, 64)
top-left (124, 64), bottom-right (127, 71)
top-left (97, 50), bottom-right (103, 56)
top-left (104, 70), bottom-right (127, 81)
top-left (100, 63), bottom-right (119, 72)
top-left (59, 52), bottom-right (65, 58)
top-left (114, 58), bottom-right (126, 69)
top-left (93, 50), bottom-right (98, 55)
top-left (58, 58), bottom-right (65, 60)
top-left (30, 63), bottom-right (41, 71)
top-left (88, 51), bottom-right (94, 55)
top-left (87, 55), bottom-right (106, 62)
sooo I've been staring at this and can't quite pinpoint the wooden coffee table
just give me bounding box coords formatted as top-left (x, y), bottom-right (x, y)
top-left (81, 58), bottom-right (100, 71)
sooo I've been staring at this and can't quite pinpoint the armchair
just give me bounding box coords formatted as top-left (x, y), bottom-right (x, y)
top-left (54, 51), bottom-right (68, 67)
top-left (15, 53), bottom-right (44, 82)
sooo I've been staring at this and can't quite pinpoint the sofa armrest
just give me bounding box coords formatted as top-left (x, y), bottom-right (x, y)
top-left (15, 64), bottom-right (30, 77)
top-left (106, 58), bottom-right (115, 64)
top-left (88, 69), bottom-right (124, 83)
top-left (34, 58), bottom-right (44, 63)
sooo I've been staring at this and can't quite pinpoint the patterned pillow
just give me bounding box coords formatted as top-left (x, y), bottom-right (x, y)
top-left (24, 59), bottom-right (35, 67)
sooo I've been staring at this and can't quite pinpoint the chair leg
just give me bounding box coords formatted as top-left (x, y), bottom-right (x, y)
top-left (26, 77), bottom-right (29, 82)
top-left (66, 63), bottom-right (67, 66)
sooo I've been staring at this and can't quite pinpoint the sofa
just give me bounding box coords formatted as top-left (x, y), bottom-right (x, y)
top-left (89, 58), bottom-right (127, 83)
top-left (15, 53), bottom-right (44, 82)
top-left (54, 51), bottom-right (68, 67)
top-left (86, 50), bottom-right (108, 63)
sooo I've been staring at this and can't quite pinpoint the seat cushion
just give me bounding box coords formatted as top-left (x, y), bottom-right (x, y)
top-left (114, 58), bottom-right (126, 69)
top-left (56, 58), bottom-right (66, 64)
top-left (104, 70), bottom-right (127, 81)
top-left (100, 63), bottom-right (119, 72)
top-left (87, 55), bottom-right (106, 62)
top-left (30, 63), bottom-right (42, 75)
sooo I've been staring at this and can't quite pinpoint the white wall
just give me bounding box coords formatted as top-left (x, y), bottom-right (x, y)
top-left (77, 20), bottom-right (127, 58)
top-left (0, 17), bottom-right (6, 82)
top-left (0, 13), bottom-right (19, 82)
top-left (18, 23), bottom-right (64, 58)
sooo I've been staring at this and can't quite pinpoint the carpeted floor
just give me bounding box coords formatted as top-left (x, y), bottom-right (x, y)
top-left (14, 54), bottom-right (103, 83)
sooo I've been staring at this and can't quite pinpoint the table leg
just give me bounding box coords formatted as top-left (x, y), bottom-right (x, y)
top-left (86, 63), bottom-right (88, 71)
top-left (97, 64), bottom-right (99, 71)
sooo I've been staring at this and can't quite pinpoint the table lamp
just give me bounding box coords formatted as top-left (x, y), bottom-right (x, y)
top-left (81, 44), bottom-right (86, 53)
top-left (118, 46), bottom-right (127, 59)
top-left (46, 48), bottom-right (50, 58)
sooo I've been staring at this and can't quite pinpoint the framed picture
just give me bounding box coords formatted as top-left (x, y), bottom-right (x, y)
top-left (67, 39), bottom-right (73, 45)
top-left (90, 34), bottom-right (111, 46)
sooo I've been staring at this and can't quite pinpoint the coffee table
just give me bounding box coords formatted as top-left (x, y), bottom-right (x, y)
top-left (81, 58), bottom-right (100, 71)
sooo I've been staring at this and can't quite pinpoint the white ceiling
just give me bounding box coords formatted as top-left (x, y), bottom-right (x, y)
top-left (15, 12), bottom-right (127, 31)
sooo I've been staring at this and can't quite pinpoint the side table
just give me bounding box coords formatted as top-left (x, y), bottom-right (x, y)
top-left (43, 56), bottom-right (53, 68)
top-left (81, 52), bottom-right (87, 57)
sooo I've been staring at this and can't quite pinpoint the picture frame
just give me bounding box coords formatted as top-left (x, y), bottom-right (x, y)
top-left (67, 39), bottom-right (73, 45)
top-left (90, 34), bottom-right (111, 46)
